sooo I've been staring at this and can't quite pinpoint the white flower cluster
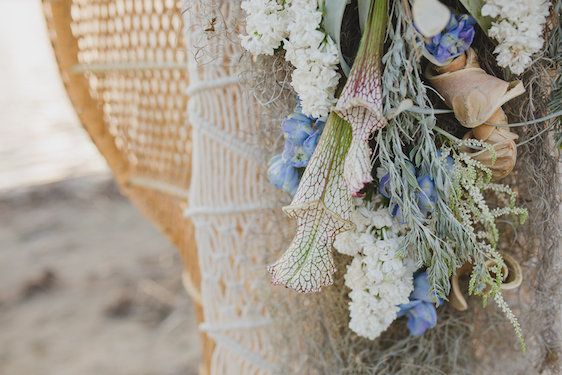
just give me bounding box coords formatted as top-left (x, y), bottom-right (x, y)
top-left (283, 0), bottom-right (340, 119)
top-left (240, 0), bottom-right (289, 56)
top-left (334, 203), bottom-right (415, 340)
top-left (240, 0), bottom-right (340, 118)
top-left (482, 0), bottom-right (551, 75)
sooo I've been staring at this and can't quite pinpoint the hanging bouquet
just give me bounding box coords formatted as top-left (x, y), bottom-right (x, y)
top-left (240, 0), bottom-right (561, 361)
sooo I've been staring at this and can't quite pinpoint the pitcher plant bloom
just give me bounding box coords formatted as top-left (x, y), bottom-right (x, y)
top-left (334, 0), bottom-right (389, 196)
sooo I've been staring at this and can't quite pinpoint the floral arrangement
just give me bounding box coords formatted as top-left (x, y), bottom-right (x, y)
top-left (240, 0), bottom-right (561, 367)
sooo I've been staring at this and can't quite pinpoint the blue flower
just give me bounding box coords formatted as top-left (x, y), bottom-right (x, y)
top-left (282, 117), bottom-right (324, 168)
top-left (283, 104), bottom-right (324, 155)
top-left (282, 117), bottom-right (315, 145)
top-left (399, 300), bottom-right (438, 336)
top-left (268, 100), bottom-right (325, 196)
top-left (390, 201), bottom-right (405, 224)
top-left (379, 173), bottom-right (391, 198)
top-left (410, 271), bottom-right (435, 303)
top-left (416, 175), bottom-right (438, 216)
top-left (378, 162), bottom-right (415, 200)
top-left (398, 272), bottom-right (442, 336)
top-left (379, 165), bottom-right (438, 218)
top-left (302, 120), bottom-right (325, 164)
top-left (267, 154), bottom-right (300, 195)
top-left (379, 173), bottom-right (406, 222)
top-left (303, 127), bottom-right (322, 156)
top-left (426, 14), bottom-right (476, 64)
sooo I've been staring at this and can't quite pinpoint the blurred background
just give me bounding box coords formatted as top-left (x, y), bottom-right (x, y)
top-left (0, 1), bottom-right (201, 373)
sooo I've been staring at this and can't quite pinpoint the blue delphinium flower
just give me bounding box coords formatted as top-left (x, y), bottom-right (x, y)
top-left (268, 155), bottom-right (300, 195)
top-left (416, 175), bottom-right (438, 216)
top-left (398, 272), bottom-right (442, 336)
top-left (267, 101), bottom-right (325, 196)
top-left (389, 202), bottom-right (405, 224)
top-left (378, 163), bottom-right (439, 219)
top-left (379, 173), bottom-right (391, 198)
top-left (378, 171), bottom-right (405, 222)
top-left (281, 117), bottom-right (325, 168)
top-left (426, 14), bottom-right (476, 64)
top-left (282, 116), bottom-right (314, 145)
top-left (303, 120), bottom-right (325, 156)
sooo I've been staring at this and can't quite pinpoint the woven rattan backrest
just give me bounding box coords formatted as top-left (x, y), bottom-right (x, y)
top-left (41, 1), bottom-right (212, 373)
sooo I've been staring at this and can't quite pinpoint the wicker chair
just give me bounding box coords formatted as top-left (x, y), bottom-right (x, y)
top-left (42, 1), bottom-right (212, 373)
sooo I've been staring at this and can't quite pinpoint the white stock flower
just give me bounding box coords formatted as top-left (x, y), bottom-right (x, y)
top-left (334, 203), bottom-right (415, 340)
top-left (481, 0), bottom-right (551, 75)
top-left (240, 0), bottom-right (340, 117)
top-left (240, 0), bottom-right (289, 56)
top-left (284, 0), bottom-right (340, 118)
top-left (333, 231), bottom-right (362, 256)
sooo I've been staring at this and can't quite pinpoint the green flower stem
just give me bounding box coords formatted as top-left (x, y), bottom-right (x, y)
top-left (358, 0), bottom-right (388, 64)
top-left (433, 126), bottom-right (462, 143)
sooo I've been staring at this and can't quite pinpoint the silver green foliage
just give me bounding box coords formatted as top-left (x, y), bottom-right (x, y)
top-left (377, 0), bottom-right (526, 347)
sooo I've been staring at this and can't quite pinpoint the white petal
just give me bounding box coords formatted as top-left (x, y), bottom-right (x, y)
top-left (412, 0), bottom-right (451, 38)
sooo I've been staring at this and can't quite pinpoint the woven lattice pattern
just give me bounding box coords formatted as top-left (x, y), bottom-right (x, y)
top-left (45, 0), bottom-right (287, 373)
top-left (42, 1), bottom-right (215, 373)
top-left (69, 0), bottom-right (191, 190)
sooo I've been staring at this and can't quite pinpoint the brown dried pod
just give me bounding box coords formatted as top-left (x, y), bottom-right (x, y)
top-left (472, 124), bottom-right (496, 141)
top-left (462, 126), bottom-right (518, 180)
top-left (450, 262), bottom-right (472, 311)
top-left (496, 253), bottom-right (523, 290)
top-left (472, 109), bottom-right (508, 141)
top-left (449, 253), bottom-right (523, 312)
top-left (426, 49), bottom-right (525, 128)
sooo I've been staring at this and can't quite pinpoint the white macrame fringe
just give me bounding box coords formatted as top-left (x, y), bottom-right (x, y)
top-left (184, 2), bottom-right (281, 373)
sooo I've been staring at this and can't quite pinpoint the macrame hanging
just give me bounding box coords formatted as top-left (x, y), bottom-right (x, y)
top-left (184, 1), bottom-right (285, 373)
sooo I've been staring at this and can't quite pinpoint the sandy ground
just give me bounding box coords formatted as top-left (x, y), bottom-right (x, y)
top-left (0, 1), bottom-right (201, 374)
top-left (0, 177), bottom-right (201, 375)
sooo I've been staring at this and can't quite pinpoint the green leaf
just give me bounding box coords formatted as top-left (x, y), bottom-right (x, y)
top-left (323, 0), bottom-right (351, 75)
top-left (323, 0), bottom-right (374, 76)
top-left (459, 0), bottom-right (493, 33)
